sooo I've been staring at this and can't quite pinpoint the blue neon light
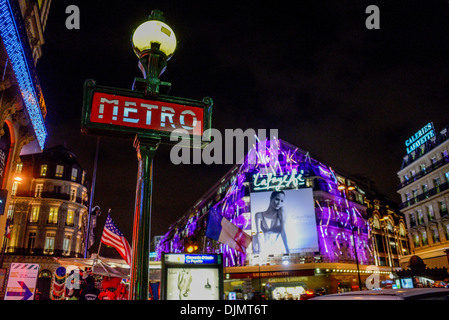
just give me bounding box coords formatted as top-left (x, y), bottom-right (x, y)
top-left (0, 0), bottom-right (47, 150)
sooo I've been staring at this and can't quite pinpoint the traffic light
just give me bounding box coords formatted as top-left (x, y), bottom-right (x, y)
top-left (185, 238), bottom-right (199, 253)
top-left (0, 189), bottom-right (8, 216)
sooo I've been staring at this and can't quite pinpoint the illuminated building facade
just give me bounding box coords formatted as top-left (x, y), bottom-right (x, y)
top-left (0, 0), bottom-right (51, 293)
top-left (157, 139), bottom-right (395, 298)
top-left (2, 145), bottom-right (91, 299)
top-left (366, 197), bottom-right (410, 269)
top-left (397, 123), bottom-right (449, 269)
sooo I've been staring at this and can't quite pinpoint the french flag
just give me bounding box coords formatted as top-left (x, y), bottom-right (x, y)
top-left (206, 207), bottom-right (252, 253)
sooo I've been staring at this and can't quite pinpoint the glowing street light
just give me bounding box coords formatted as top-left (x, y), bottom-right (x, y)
top-left (131, 10), bottom-right (177, 96)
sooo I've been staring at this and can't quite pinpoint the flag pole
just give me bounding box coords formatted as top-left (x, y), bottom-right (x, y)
top-left (0, 218), bottom-right (10, 269)
top-left (84, 136), bottom-right (100, 259)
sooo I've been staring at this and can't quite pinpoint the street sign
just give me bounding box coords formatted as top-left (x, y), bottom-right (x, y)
top-left (81, 79), bottom-right (213, 145)
top-left (4, 263), bottom-right (39, 300)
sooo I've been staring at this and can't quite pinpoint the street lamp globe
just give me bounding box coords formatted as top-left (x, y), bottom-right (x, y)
top-left (131, 10), bottom-right (176, 95)
top-left (132, 19), bottom-right (177, 59)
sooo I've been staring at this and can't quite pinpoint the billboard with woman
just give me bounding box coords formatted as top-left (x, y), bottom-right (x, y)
top-left (250, 188), bottom-right (319, 256)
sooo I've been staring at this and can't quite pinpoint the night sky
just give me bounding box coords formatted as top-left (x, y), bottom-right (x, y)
top-left (35, 0), bottom-right (449, 257)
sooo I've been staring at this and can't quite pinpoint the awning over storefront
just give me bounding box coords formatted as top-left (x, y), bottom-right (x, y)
top-left (54, 254), bottom-right (131, 279)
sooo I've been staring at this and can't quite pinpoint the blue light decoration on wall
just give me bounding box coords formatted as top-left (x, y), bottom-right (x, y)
top-left (0, 0), bottom-right (47, 150)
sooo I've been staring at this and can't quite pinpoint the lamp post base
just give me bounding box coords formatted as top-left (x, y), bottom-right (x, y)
top-left (129, 135), bottom-right (160, 300)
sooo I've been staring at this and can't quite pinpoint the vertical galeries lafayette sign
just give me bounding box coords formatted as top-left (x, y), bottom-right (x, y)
top-left (81, 79), bottom-right (212, 143)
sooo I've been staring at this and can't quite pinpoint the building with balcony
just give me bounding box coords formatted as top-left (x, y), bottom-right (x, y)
top-left (6, 145), bottom-right (90, 257)
top-left (1, 145), bottom-right (92, 299)
top-left (397, 123), bottom-right (449, 269)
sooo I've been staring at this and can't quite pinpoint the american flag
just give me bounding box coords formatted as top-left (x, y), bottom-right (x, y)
top-left (101, 214), bottom-right (132, 266)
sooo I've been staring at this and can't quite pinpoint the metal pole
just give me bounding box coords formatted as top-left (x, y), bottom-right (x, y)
top-left (0, 218), bottom-right (9, 269)
top-left (129, 135), bottom-right (160, 300)
top-left (84, 136), bottom-right (100, 258)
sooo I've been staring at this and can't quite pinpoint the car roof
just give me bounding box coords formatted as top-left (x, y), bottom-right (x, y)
top-left (310, 288), bottom-right (449, 300)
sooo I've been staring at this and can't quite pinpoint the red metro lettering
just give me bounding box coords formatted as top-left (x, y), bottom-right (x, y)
top-left (90, 92), bottom-right (203, 136)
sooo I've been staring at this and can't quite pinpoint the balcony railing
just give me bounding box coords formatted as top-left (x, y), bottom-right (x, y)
top-left (399, 181), bottom-right (449, 209)
top-left (398, 156), bottom-right (449, 190)
top-left (14, 191), bottom-right (88, 206)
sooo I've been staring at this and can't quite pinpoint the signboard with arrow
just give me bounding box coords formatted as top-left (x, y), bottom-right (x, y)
top-left (4, 263), bottom-right (39, 300)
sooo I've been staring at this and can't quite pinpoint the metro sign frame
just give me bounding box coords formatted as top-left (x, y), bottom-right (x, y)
top-left (81, 79), bottom-right (213, 145)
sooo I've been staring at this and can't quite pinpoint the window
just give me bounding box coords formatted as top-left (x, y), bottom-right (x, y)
top-left (7, 205), bottom-right (14, 219)
top-left (40, 164), bottom-right (47, 176)
top-left (82, 171), bottom-right (86, 185)
top-left (413, 234), bottom-right (420, 247)
top-left (422, 231), bottom-right (428, 246)
top-left (63, 235), bottom-right (71, 256)
top-left (420, 163), bottom-right (427, 173)
top-left (417, 210), bottom-right (424, 225)
top-left (427, 205), bottom-right (435, 221)
top-left (48, 207), bottom-right (58, 224)
top-left (387, 221), bottom-right (393, 232)
top-left (35, 184), bottom-right (43, 198)
top-left (422, 184), bottom-right (428, 193)
top-left (400, 224), bottom-right (406, 237)
top-left (66, 209), bottom-right (75, 225)
top-left (55, 165), bottom-right (64, 178)
top-left (27, 232), bottom-right (36, 254)
top-left (71, 168), bottom-right (78, 181)
top-left (373, 216), bottom-right (380, 229)
top-left (30, 207), bottom-right (39, 223)
top-left (44, 232), bottom-right (55, 254)
top-left (15, 162), bottom-right (23, 173)
top-left (432, 229), bottom-right (440, 243)
top-left (11, 181), bottom-right (19, 196)
top-left (70, 188), bottom-right (77, 202)
top-left (410, 213), bottom-right (416, 227)
top-left (54, 185), bottom-right (61, 194)
top-left (440, 201), bottom-right (448, 216)
top-left (434, 177), bottom-right (441, 188)
top-left (412, 189), bottom-right (418, 198)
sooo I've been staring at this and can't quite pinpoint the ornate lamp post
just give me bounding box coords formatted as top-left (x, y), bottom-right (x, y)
top-left (81, 10), bottom-right (212, 300)
top-left (129, 10), bottom-right (176, 300)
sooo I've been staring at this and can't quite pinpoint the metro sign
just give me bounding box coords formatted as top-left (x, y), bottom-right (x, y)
top-left (81, 79), bottom-right (213, 144)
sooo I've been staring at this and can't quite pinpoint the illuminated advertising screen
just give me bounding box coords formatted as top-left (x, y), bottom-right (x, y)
top-left (250, 188), bottom-right (319, 256)
top-left (161, 254), bottom-right (223, 300)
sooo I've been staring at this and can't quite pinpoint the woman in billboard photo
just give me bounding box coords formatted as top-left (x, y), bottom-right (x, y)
top-left (253, 191), bottom-right (289, 255)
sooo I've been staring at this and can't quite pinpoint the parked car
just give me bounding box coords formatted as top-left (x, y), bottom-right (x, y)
top-left (309, 288), bottom-right (449, 300)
